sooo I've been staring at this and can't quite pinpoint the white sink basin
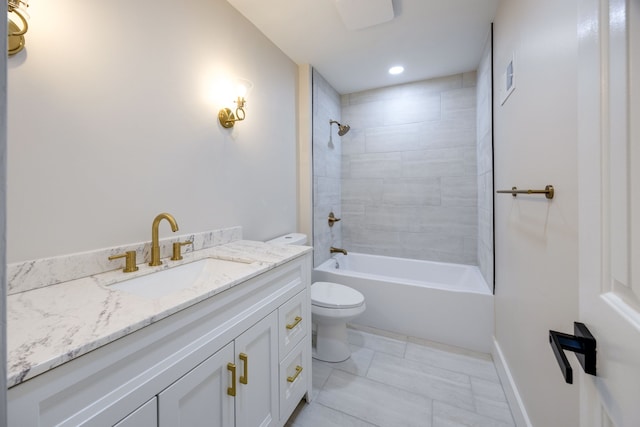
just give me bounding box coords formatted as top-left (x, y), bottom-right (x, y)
top-left (109, 259), bottom-right (212, 299)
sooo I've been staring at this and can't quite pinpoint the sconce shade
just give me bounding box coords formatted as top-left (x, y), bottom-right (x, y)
top-left (218, 78), bottom-right (253, 128)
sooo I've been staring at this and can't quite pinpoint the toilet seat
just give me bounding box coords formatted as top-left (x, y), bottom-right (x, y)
top-left (311, 282), bottom-right (364, 309)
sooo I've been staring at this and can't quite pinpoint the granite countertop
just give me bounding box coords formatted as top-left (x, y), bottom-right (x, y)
top-left (7, 240), bottom-right (311, 388)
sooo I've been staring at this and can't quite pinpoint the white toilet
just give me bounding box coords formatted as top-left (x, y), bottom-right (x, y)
top-left (310, 281), bottom-right (366, 362)
top-left (266, 234), bottom-right (366, 363)
top-left (266, 233), bottom-right (308, 246)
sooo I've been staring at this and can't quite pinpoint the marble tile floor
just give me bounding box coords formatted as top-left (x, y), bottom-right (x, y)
top-left (286, 326), bottom-right (515, 427)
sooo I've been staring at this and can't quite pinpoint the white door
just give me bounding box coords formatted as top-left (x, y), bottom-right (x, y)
top-left (578, 0), bottom-right (640, 426)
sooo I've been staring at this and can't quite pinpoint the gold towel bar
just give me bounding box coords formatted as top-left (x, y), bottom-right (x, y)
top-left (497, 185), bottom-right (554, 199)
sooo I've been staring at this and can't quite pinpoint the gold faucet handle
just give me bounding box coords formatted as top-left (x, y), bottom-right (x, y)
top-left (328, 212), bottom-right (341, 227)
top-left (171, 240), bottom-right (194, 261)
top-left (108, 251), bottom-right (139, 273)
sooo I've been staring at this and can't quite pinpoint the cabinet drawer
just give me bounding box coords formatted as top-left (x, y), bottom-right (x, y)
top-left (279, 339), bottom-right (308, 421)
top-left (278, 290), bottom-right (308, 359)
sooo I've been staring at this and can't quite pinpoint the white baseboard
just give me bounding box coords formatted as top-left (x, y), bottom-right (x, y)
top-left (492, 338), bottom-right (533, 427)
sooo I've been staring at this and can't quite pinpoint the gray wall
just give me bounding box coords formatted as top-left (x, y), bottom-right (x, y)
top-left (477, 33), bottom-right (494, 286)
top-left (7, 0), bottom-right (298, 263)
top-left (493, 0), bottom-right (579, 424)
top-left (340, 73), bottom-right (479, 264)
top-left (1, 0), bottom-right (6, 421)
top-left (312, 69), bottom-right (343, 267)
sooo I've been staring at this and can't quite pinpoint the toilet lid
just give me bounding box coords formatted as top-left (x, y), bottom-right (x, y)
top-left (311, 282), bottom-right (365, 309)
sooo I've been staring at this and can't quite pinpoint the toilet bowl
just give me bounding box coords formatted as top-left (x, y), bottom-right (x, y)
top-left (311, 281), bottom-right (366, 362)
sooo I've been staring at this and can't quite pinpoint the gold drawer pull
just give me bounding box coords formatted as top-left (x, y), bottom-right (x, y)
top-left (239, 353), bottom-right (248, 385)
top-left (227, 363), bottom-right (236, 396)
top-left (286, 316), bottom-right (302, 330)
top-left (287, 365), bottom-right (303, 383)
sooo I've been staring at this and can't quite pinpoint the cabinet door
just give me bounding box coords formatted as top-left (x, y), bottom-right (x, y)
top-left (235, 311), bottom-right (279, 427)
top-left (114, 397), bottom-right (157, 427)
top-left (158, 342), bottom-right (234, 427)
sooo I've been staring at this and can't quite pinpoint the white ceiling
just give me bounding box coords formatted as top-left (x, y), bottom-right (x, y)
top-left (226, 0), bottom-right (500, 94)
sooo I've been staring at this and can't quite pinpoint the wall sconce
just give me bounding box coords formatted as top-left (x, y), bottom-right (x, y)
top-left (8, 0), bottom-right (29, 56)
top-left (218, 78), bottom-right (253, 128)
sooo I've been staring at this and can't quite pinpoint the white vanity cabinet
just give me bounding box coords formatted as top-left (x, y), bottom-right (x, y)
top-left (158, 312), bottom-right (279, 427)
top-left (8, 253), bottom-right (312, 427)
top-left (114, 398), bottom-right (158, 427)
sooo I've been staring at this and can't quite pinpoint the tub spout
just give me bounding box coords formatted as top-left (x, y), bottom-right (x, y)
top-left (330, 246), bottom-right (348, 255)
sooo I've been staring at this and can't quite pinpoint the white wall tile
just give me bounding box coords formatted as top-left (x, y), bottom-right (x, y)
top-left (463, 71), bottom-right (478, 88)
top-left (365, 123), bottom-right (424, 153)
top-left (312, 69), bottom-right (343, 267)
top-left (319, 72), bottom-right (487, 266)
top-left (442, 87), bottom-right (477, 113)
top-left (442, 176), bottom-right (479, 207)
top-left (383, 94), bottom-right (441, 125)
top-left (342, 179), bottom-right (385, 204)
top-left (349, 152), bottom-right (403, 178)
top-left (402, 148), bottom-right (472, 178)
top-left (382, 178), bottom-right (442, 206)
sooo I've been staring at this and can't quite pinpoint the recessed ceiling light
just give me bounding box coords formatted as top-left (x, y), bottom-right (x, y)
top-left (389, 66), bottom-right (404, 75)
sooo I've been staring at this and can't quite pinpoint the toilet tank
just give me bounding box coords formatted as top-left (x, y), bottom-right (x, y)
top-left (266, 233), bottom-right (307, 245)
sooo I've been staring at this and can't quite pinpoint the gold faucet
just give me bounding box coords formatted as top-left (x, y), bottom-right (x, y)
top-left (330, 246), bottom-right (348, 255)
top-left (150, 213), bottom-right (179, 266)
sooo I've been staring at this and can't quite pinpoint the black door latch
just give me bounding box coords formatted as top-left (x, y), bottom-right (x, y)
top-left (549, 322), bottom-right (597, 384)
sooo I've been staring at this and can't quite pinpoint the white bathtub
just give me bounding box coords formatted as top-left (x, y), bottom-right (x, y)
top-left (313, 253), bottom-right (494, 353)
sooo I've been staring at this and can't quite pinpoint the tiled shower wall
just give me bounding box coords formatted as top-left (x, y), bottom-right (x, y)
top-left (312, 69), bottom-right (343, 267)
top-left (476, 34), bottom-right (494, 286)
top-left (340, 73), bottom-right (479, 264)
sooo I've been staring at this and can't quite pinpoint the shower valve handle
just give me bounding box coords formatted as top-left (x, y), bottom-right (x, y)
top-left (328, 212), bottom-right (341, 227)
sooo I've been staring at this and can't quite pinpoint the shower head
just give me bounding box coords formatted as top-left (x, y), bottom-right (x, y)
top-left (330, 120), bottom-right (350, 136)
top-left (337, 124), bottom-right (350, 136)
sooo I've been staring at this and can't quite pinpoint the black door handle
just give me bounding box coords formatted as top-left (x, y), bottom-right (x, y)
top-left (549, 322), bottom-right (597, 384)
